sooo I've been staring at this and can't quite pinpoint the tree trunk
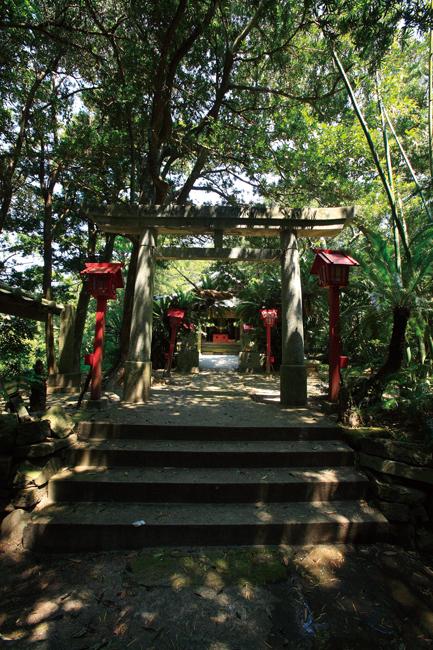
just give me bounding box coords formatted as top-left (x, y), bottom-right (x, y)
top-left (42, 191), bottom-right (57, 375)
top-left (119, 238), bottom-right (139, 364)
top-left (72, 223), bottom-right (97, 372)
top-left (371, 305), bottom-right (411, 385)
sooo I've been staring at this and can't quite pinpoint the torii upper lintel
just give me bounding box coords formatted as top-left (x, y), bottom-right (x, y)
top-left (85, 204), bottom-right (354, 238)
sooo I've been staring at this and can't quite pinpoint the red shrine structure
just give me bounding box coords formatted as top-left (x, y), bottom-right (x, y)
top-left (80, 262), bottom-right (124, 401)
top-left (310, 249), bottom-right (359, 401)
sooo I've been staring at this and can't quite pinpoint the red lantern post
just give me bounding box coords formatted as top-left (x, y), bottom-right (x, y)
top-left (80, 263), bottom-right (124, 401)
top-left (165, 308), bottom-right (185, 375)
top-left (310, 250), bottom-right (359, 402)
top-left (259, 309), bottom-right (278, 375)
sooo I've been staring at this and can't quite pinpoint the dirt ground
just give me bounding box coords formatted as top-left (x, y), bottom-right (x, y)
top-left (1, 541), bottom-right (433, 649)
top-left (54, 371), bottom-right (334, 428)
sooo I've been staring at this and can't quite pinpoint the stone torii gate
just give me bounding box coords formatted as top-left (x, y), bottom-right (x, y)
top-left (85, 204), bottom-right (354, 407)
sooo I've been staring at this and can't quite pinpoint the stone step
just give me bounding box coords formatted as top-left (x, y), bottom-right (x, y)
top-left (49, 466), bottom-right (369, 503)
top-left (201, 343), bottom-right (241, 354)
top-left (23, 500), bottom-right (389, 552)
top-left (78, 422), bottom-right (343, 442)
top-left (70, 439), bottom-right (354, 468)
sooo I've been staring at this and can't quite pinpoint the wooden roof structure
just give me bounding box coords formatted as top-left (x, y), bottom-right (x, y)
top-left (0, 282), bottom-right (64, 321)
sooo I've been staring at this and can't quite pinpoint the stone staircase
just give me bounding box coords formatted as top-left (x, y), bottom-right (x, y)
top-left (23, 423), bottom-right (388, 551)
top-left (201, 341), bottom-right (241, 355)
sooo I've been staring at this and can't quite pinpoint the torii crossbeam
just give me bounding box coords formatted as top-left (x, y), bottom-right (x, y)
top-left (85, 204), bottom-right (354, 406)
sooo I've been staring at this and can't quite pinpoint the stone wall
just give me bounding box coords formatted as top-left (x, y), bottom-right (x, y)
top-left (346, 433), bottom-right (433, 551)
top-left (0, 406), bottom-right (76, 545)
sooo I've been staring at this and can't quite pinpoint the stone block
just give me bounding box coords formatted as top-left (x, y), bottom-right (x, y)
top-left (372, 477), bottom-right (425, 505)
top-left (13, 462), bottom-right (44, 487)
top-left (12, 485), bottom-right (46, 509)
top-left (13, 436), bottom-right (72, 459)
top-left (377, 500), bottom-right (410, 522)
top-left (41, 405), bottom-right (74, 438)
top-left (13, 457), bottom-right (62, 488)
top-left (34, 457), bottom-right (62, 487)
top-left (16, 420), bottom-right (51, 446)
top-left (359, 437), bottom-right (432, 467)
top-left (84, 397), bottom-right (109, 410)
top-left (0, 414), bottom-right (18, 451)
top-left (359, 453), bottom-right (433, 486)
top-left (0, 508), bottom-right (30, 544)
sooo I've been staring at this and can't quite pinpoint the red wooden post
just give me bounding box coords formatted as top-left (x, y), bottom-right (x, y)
top-left (260, 309), bottom-right (278, 375)
top-left (90, 296), bottom-right (107, 400)
top-left (265, 323), bottom-right (272, 374)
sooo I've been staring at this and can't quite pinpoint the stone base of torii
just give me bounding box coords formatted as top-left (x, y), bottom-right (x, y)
top-left (85, 204), bottom-right (354, 407)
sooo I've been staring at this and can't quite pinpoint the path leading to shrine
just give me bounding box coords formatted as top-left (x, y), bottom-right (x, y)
top-left (73, 372), bottom-right (331, 428)
top-left (199, 354), bottom-right (239, 371)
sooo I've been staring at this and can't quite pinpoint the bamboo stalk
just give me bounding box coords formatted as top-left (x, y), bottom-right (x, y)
top-left (383, 105), bottom-right (433, 222)
top-left (376, 72), bottom-right (401, 275)
top-left (331, 48), bottom-right (412, 263)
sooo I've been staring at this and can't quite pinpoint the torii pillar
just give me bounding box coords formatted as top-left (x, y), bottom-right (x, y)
top-left (280, 230), bottom-right (307, 406)
top-left (123, 229), bottom-right (156, 402)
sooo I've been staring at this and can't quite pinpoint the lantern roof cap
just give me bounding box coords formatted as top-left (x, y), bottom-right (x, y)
top-left (81, 262), bottom-right (123, 275)
top-left (310, 249), bottom-right (359, 275)
top-left (167, 308), bottom-right (185, 318)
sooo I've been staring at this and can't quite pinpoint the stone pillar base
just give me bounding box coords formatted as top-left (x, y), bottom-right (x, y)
top-left (280, 364), bottom-right (307, 407)
top-left (123, 361), bottom-right (152, 403)
top-left (46, 372), bottom-right (82, 394)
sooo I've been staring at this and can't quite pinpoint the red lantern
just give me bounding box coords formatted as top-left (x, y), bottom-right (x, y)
top-left (259, 309), bottom-right (278, 374)
top-left (167, 308), bottom-right (185, 328)
top-left (80, 263), bottom-right (124, 401)
top-left (259, 309), bottom-right (278, 328)
top-left (310, 249), bottom-right (358, 288)
top-left (310, 249), bottom-right (359, 401)
top-left (81, 263), bottom-right (123, 299)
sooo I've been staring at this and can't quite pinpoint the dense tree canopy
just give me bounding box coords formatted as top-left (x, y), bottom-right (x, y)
top-left (0, 0), bottom-right (432, 423)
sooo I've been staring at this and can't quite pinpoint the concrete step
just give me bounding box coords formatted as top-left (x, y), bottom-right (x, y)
top-left (70, 439), bottom-right (354, 468)
top-left (49, 466), bottom-right (369, 503)
top-left (23, 500), bottom-right (389, 552)
top-left (78, 422), bottom-right (343, 442)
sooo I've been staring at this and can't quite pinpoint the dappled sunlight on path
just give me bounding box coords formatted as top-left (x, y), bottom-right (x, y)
top-left (57, 371), bottom-right (333, 427)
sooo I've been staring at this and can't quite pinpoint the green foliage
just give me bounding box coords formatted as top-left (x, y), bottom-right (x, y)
top-left (0, 1), bottom-right (432, 418)
top-left (0, 315), bottom-right (36, 375)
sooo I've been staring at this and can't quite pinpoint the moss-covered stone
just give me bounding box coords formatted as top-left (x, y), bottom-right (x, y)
top-left (128, 547), bottom-right (289, 590)
top-left (41, 405), bottom-right (74, 438)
